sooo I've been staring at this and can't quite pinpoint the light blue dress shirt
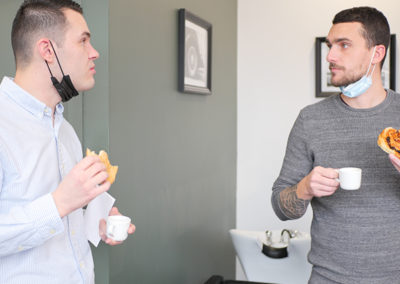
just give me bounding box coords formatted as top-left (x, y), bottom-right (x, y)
top-left (0, 77), bottom-right (94, 283)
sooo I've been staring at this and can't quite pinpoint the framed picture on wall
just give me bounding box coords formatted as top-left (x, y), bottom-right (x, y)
top-left (178, 9), bottom-right (212, 95)
top-left (315, 34), bottom-right (396, 98)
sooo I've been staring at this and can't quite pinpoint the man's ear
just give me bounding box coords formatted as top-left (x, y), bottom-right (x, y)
top-left (373, 44), bottom-right (386, 65)
top-left (37, 38), bottom-right (54, 63)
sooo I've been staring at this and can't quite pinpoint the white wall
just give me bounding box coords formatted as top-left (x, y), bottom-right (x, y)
top-left (237, 0), bottom-right (400, 279)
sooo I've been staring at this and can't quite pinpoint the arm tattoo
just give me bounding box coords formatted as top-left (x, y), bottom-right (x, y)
top-left (279, 184), bottom-right (309, 219)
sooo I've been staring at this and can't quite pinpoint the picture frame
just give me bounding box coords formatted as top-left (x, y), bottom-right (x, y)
top-left (178, 9), bottom-right (212, 95)
top-left (315, 34), bottom-right (396, 98)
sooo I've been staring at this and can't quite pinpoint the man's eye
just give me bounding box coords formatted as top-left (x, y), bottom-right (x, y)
top-left (342, 43), bottom-right (349, 48)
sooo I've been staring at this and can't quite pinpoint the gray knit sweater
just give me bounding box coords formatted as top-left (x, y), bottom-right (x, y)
top-left (272, 90), bottom-right (400, 283)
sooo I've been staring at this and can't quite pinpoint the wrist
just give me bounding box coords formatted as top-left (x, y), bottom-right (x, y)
top-left (51, 191), bottom-right (69, 218)
top-left (296, 179), bottom-right (312, 200)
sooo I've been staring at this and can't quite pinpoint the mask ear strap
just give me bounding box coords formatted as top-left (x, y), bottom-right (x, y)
top-left (49, 40), bottom-right (65, 77)
top-left (366, 46), bottom-right (377, 76)
top-left (369, 62), bottom-right (377, 77)
top-left (45, 60), bottom-right (54, 77)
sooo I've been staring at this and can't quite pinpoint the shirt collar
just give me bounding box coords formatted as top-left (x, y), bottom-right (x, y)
top-left (0, 76), bottom-right (64, 119)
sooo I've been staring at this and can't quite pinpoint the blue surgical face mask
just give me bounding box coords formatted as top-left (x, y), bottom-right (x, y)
top-left (340, 46), bottom-right (377, 98)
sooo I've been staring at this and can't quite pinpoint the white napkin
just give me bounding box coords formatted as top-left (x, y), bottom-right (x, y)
top-left (84, 192), bottom-right (115, 247)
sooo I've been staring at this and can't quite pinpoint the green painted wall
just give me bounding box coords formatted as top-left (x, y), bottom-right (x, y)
top-left (80, 2), bottom-right (110, 284)
top-left (0, 1), bottom-right (19, 75)
top-left (108, 1), bottom-right (237, 283)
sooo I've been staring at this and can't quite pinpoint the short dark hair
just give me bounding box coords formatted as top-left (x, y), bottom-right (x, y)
top-left (333, 7), bottom-right (390, 66)
top-left (11, 0), bottom-right (83, 68)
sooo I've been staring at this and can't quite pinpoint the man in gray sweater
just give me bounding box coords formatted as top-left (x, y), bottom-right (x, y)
top-left (272, 7), bottom-right (400, 283)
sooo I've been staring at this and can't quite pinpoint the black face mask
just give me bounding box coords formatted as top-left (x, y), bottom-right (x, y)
top-left (45, 41), bottom-right (79, 102)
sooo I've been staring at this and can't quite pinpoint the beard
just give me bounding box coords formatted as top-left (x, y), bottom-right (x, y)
top-left (329, 64), bottom-right (364, 87)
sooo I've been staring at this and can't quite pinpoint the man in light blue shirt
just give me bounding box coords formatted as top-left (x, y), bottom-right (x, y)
top-left (0, 1), bottom-right (135, 283)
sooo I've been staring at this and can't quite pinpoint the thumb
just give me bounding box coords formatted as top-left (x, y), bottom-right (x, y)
top-left (99, 219), bottom-right (107, 241)
top-left (109, 207), bottom-right (120, 216)
top-left (389, 154), bottom-right (400, 171)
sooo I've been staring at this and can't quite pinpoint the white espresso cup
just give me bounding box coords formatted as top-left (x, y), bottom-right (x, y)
top-left (336, 167), bottom-right (362, 190)
top-left (106, 215), bottom-right (131, 241)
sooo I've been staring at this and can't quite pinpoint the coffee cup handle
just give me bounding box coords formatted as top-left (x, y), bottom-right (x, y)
top-left (334, 169), bottom-right (340, 182)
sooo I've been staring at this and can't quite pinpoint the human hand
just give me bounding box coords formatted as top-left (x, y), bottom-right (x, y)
top-left (297, 166), bottom-right (340, 200)
top-left (52, 155), bottom-right (111, 217)
top-left (389, 154), bottom-right (400, 172)
top-left (99, 207), bottom-right (136, 246)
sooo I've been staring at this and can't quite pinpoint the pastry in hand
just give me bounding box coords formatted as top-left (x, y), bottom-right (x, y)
top-left (377, 127), bottom-right (400, 159)
top-left (86, 148), bottom-right (119, 184)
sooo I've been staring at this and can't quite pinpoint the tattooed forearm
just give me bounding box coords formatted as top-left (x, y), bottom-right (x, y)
top-left (279, 184), bottom-right (310, 219)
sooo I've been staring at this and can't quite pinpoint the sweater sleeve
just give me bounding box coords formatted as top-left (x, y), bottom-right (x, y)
top-left (271, 111), bottom-right (314, 220)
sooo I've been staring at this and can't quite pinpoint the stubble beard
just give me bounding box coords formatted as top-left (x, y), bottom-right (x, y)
top-left (330, 68), bottom-right (364, 87)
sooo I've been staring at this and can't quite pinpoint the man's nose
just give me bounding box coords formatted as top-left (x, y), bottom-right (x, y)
top-left (89, 43), bottom-right (100, 60)
top-left (326, 46), bottom-right (337, 63)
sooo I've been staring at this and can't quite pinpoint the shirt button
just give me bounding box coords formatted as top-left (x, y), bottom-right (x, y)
top-left (50, 229), bottom-right (56, 234)
top-left (71, 230), bottom-right (75, 236)
top-left (18, 245), bottom-right (23, 251)
top-left (80, 261), bottom-right (85, 268)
